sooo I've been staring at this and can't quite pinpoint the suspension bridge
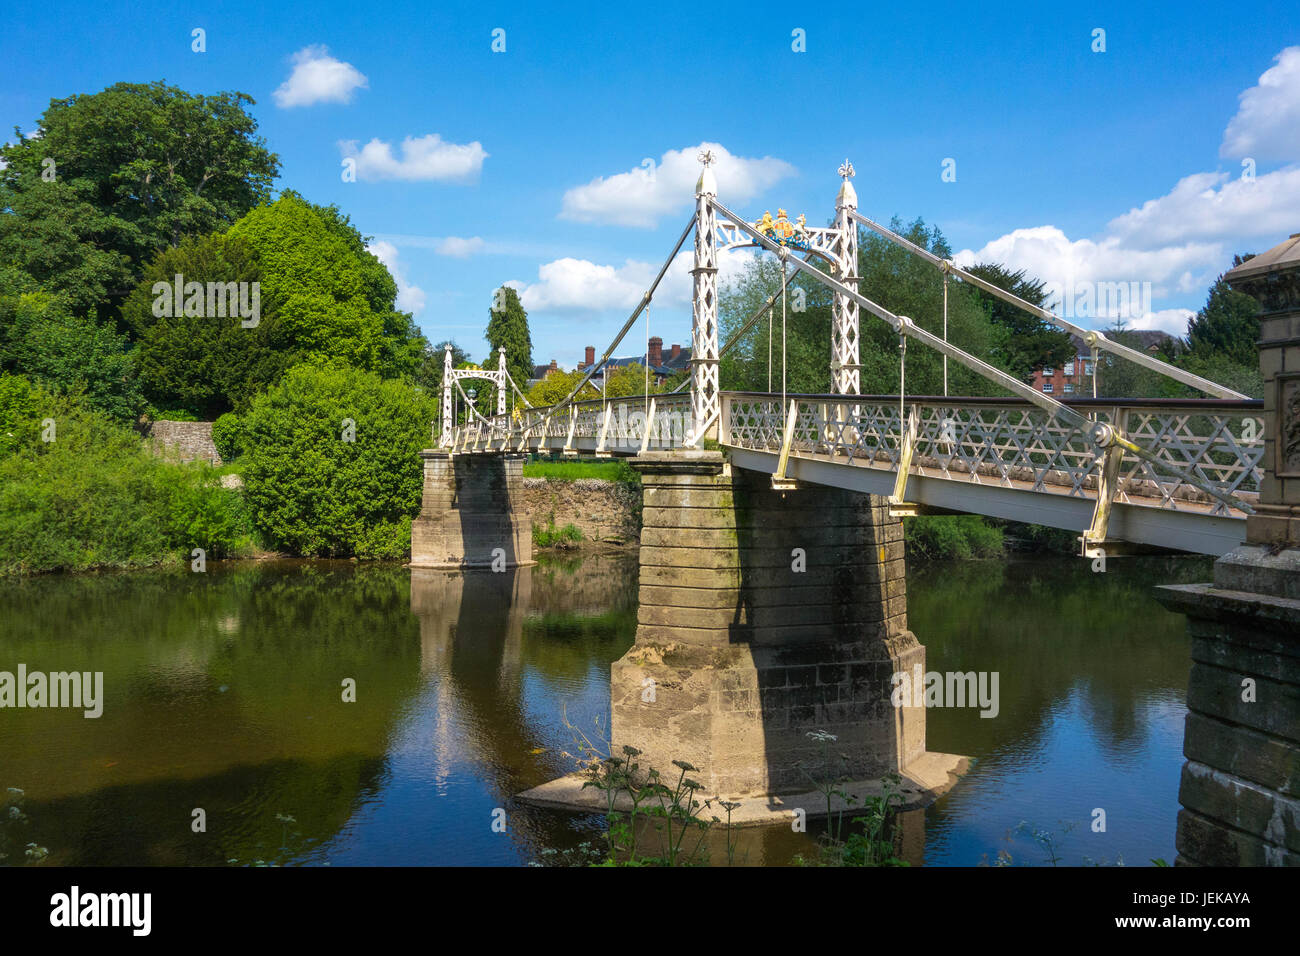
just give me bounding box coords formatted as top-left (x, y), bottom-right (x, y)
top-left (438, 153), bottom-right (1264, 558)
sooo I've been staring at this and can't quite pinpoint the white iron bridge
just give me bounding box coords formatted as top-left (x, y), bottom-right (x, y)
top-left (445, 391), bottom-right (1263, 558)
top-left (439, 153), bottom-right (1264, 559)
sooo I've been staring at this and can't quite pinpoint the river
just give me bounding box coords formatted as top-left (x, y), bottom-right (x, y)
top-left (0, 550), bottom-right (1209, 866)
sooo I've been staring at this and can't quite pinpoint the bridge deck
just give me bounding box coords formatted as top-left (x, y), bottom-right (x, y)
top-left (446, 392), bottom-right (1264, 556)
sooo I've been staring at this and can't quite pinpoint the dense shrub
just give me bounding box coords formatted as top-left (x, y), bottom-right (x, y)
top-left (240, 364), bottom-right (436, 558)
top-left (0, 286), bottom-right (145, 424)
top-left (212, 412), bottom-right (244, 460)
top-left (904, 515), bottom-right (1004, 560)
top-left (0, 377), bottom-right (256, 574)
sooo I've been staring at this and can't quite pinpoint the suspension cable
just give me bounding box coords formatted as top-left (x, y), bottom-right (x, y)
top-left (850, 209), bottom-right (1246, 400)
top-left (530, 213), bottom-right (695, 432)
top-left (942, 272), bottom-right (949, 397)
top-left (781, 250), bottom-right (788, 410)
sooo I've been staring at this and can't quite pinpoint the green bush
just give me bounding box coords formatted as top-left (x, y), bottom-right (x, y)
top-left (0, 381), bottom-right (255, 574)
top-left (212, 412), bottom-right (244, 460)
top-left (0, 373), bottom-right (44, 457)
top-left (904, 515), bottom-right (1004, 561)
top-left (534, 521), bottom-right (584, 549)
top-left (152, 408), bottom-right (201, 422)
top-left (240, 363), bottom-right (435, 558)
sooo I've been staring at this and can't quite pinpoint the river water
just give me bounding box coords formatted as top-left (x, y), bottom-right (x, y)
top-left (0, 550), bottom-right (1209, 866)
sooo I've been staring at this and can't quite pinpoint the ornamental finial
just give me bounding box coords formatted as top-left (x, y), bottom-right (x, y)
top-left (696, 148), bottom-right (718, 197)
top-left (838, 159), bottom-right (855, 181)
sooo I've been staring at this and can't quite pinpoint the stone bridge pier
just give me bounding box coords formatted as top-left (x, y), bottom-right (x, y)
top-left (410, 451), bottom-right (533, 569)
top-left (1156, 234), bottom-right (1300, 866)
top-left (607, 449), bottom-right (964, 807)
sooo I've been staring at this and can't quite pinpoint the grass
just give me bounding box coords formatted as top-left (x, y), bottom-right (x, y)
top-left (523, 458), bottom-right (639, 484)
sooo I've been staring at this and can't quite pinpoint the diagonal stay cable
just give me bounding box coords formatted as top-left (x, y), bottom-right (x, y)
top-left (527, 214), bottom-right (696, 435)
top-left (667, 251), bottom-right (810, 395)
top-left (712, 198), bottom-right (1251, 514)
top-left (851, 210), bottom-right (1247, 400)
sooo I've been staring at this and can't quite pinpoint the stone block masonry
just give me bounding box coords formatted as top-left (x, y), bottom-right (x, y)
top-left (610, 450), bottom-right (930, 798)
top-left (146, 420), bottom-right (221, 465)
top-left (410, 451), bottom-right (533, 569)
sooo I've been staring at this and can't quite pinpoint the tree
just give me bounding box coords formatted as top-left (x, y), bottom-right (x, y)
top-left (485, 286), bottom-right (533, 396)
top-left (1186, 257), bottom-right (1260, 368)
top-left (119, 194), bottom-right (428, 415)
top-left (604, 362), bottom-right (671, 398)
top-left (226, 194), bottom-right (423, 378)
top-left (240, 364), bottom-right (436, 558)
top-left (0, 277), bottom-right (144, 423)
top-left (118, 232), bottom-right (275, 417)
top-left (525, 369), bottom-right (598, 407)
top-left (0, 81), bottom-right (279, 320)
top-left (963, 262), bottom-right (1074, 381)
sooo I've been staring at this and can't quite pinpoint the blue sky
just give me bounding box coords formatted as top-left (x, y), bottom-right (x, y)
top-left (3, 0), bottom-right (1299, 366)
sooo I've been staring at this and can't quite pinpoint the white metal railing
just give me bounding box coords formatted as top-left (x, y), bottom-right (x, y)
top-left (720, 394), bottom-right (1264, 518)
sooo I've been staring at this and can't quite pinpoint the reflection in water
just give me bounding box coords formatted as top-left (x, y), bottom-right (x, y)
top-left (0, 551), bottom-right (1209, 865)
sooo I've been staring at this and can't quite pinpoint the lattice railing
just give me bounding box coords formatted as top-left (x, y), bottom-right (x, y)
top-left (446, 393), bottom-right (694, 453)
top-left (721, 394), bottom-right (1264, 517)
top-left (445, 392), bottom-right (1263, 517)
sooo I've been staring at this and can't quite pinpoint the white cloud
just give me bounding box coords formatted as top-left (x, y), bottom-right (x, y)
top-left (1107, 166), bottom-right (1300, 248)
top-left (953, 225), bottom-right (1221, 299)
top-left (435, 236), bottom-right (486, 258)
top-left (274, 45), bottom-right (368, 108)
top-left (510, 247), bottom-right (753, 315)
top-left (953, 47), bottom-right (1300, 327)
top-left (1220, 46), bottom-right (1300, 161)
top-left (367, 240), bottom-right (426, 314)
top-left (1128, 309), bottom-right (1195, 338)
top-left (560, 142), bottom-right (796, 228)
top-left (338, 134), bottom-right (488, 183)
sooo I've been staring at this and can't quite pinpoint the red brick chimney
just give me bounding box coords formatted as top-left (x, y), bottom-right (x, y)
top-left (670, 343), bottom-right (681, 361)
top-left (548, 359), bottom-right (557, 375)
top-left (648, 336), bottom-right (663, 368)
top-left (584, 346), bottom-right (595, 368)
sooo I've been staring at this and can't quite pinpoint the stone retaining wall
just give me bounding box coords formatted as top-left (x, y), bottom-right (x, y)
top-left (147, 420), bottom-right (221, 465)
top-left (522, 477), bottom-right (640, 544)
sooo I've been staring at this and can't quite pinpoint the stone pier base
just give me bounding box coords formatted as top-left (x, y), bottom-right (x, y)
top-left (604, 450), bottom-right (962, 801)
top-left (410, 451), bottom-right (533, 569)
top-left (1158, 546), bottom-right (1300, 866)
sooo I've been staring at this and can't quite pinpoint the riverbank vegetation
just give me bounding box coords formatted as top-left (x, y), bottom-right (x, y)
top-left (0, 374), bottom-right (256, 575)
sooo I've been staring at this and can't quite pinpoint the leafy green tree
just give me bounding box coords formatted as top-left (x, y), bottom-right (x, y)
top-left (1186, 258), bottom-right (1260, 368)
top-left (0, 81), bottom-right (279, 320)
top-left (240, 364), bottom-right (436, 558)
top-left (486, 286), bottom-right (533, 396)
top-left (524, 369), bottom-right (598, 407)
top-left (604, 362), bottom-right (672, 398)
top-left (119, 232), bottom-right (275, 417)
top-left (225, 194), bottom-right (424, 380)
top-left (719, 254), bottom-right (833, 394)
top-left (963, 262), bottom-right (1074, 381)
top-left (119, 195), bottom-right (428, 415)
top-left (0, 280), bottom-right (144, 423)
